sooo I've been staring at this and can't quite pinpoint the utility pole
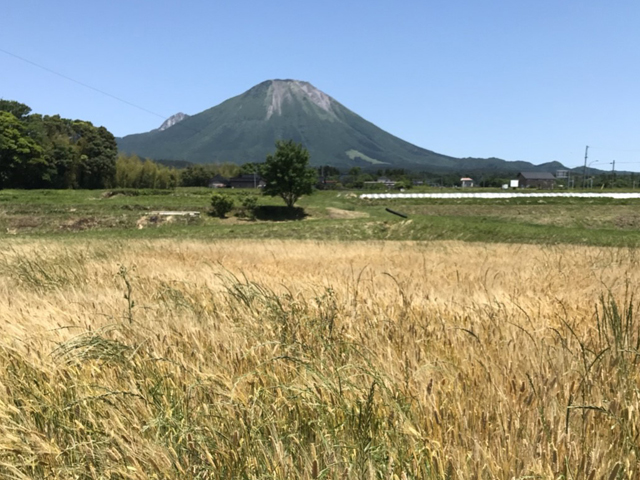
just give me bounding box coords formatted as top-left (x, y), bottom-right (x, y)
top-left (582, 145), bottom-right (589, 189)
top-left (611, 160), bottom-right (616, 188)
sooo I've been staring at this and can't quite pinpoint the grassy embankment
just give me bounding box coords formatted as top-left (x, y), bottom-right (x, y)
top-left (0, 239), bottom-right (639, 478)
top-left (0, 187), bottom-right (640, 246)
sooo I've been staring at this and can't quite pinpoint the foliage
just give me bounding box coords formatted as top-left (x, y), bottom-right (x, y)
top-left (317, 165), bottom-right (341, 177)
top-left (74, 122), bottom-right (118, 189)
top-left (115, 154), bottom-right (179, 189)
top-left (0, 101), bottom-right (118, 189)
top-left (237, 194), bottom-right (258, 220)
top-left (477, 174), bottom-right (511, 188)
top-left (153, 159), bottom-right (194, 169)
top-left (262, 140), bottom-right (316, 208)
top-left (0, 99), bottom-right (32, 119)
top-left (395, 179), bottom-right (412, 189)
top-left (209, 192), bottom-right (234, 218)
top-left (0, 111), bottom-right (46, 189)
top-left (180, 165), bottom-right (212, 187)
top-left (180, 163), bottom-right (240, 187)
top-left (239, 162), bottom-right (264, 176)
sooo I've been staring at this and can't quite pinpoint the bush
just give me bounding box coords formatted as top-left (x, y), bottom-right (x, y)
top-left (210, 193), bottom-right (234, 218)
top-left (238, 194), bottom-right (258, 220)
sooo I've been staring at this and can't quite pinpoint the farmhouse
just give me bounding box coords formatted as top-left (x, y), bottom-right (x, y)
top-left (460, 177), bottom-right (474, 188)
top-left (208, 175), bottom-right (229, 188)
top-left (207, 174), bottom-right (265, 188)
top-left (517, 172), bottom-right (556, 189)
top-left (363, 177), bottom-right (396, 189)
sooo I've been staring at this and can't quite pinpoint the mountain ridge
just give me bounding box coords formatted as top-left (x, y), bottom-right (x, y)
top-left (117, 80), bottom-right (564, 173)
top-left (157, 112), bottom-right (189, 131)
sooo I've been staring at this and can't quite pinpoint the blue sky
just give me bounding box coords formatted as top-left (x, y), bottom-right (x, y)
top-left (2, 0), bottom-right (639, 171)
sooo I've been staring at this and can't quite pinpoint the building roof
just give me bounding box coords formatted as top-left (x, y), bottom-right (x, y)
top-left (231, 174), bottom-right (262, 181)
top-left (209, 175), bottom-right (228, 182)
top-left (460, 177), bottom-right (473, 181)
top-left (518, 172), bottom-right (555, 180)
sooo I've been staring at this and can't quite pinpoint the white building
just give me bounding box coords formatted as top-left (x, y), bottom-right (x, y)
top-left (460, 177), bottom-right (474, 188)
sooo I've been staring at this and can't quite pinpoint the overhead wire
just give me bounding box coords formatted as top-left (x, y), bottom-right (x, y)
top-left (0, 47), bottom-right (168, 120)
top-left (0, 47), bottom-right (210, 138)
top-left (3, 47), bottom-right (639, 166)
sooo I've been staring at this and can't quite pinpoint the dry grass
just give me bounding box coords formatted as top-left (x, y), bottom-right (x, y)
top-left (0, 239), bottom-right (639, 478)
top-left (325, 208), bottom-right (369, 219)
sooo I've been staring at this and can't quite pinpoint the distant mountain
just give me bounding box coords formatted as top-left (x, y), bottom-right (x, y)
top-left (157, 112), bottom-right (189, 131)
top-left (118, 80), bottom-right (564, 173)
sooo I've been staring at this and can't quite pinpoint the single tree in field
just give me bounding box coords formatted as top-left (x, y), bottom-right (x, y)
top-left (262, 140), bottom-right (316, 208)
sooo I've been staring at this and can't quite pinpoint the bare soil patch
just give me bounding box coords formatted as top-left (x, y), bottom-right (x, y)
top-left (326, 207), bottom-right (368, 219)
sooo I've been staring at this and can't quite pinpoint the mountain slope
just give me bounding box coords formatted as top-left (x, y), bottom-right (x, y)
top-left (157, 112), bottom-right (189, 131)
top-left (117, 80), bottom-right (560, 172)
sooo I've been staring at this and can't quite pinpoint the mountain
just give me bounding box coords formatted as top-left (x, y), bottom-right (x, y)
top-left (117, 80), bottom-right (563, 173)
top-left (157, 112), bottom-right (189, 131)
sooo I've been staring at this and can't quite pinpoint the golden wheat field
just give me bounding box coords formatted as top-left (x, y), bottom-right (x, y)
top-left (0, 238), bottom-right (639, 479)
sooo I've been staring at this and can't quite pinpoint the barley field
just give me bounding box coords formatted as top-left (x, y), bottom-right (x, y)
top-left (0, 239), bottom-right (638, 479)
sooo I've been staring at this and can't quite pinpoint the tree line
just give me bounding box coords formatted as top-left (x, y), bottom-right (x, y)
top-left (0, 100), bottom-right (119, 189)
top-left (0, 100), bottom-right (474, 192)
top-left (10, 99), bottom-right (633, 192)
top-left (0, 100), bottom-right (185, 190)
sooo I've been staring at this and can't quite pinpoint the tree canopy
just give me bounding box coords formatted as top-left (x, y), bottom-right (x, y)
top-left (0, 111), bottom-right (45, 189)
top-left (262, 140), bottom-right (316, 208)
top-left (0, 100), bottom-right (118, 189)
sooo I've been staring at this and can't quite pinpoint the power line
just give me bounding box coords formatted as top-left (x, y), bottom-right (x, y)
top-left (0, 46), bottom-right (209, 139)
top-left (0, 46), bottom-right (166, 120)
top-left (589, 146), bottom-right (640, 153)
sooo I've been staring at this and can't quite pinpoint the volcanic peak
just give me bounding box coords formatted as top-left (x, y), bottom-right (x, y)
top-left (158, 112), bottom-right (189, 131)
top-left (264, 79), bottom-right (335, 120)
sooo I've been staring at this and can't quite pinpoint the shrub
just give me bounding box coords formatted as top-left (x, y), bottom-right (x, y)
top-left (238, 194), bottom-right (258, 220)
top-left (210, 193), bottom-right (234, 218)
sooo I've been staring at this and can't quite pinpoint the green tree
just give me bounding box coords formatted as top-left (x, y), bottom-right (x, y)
top-left (115, 154), bottom-right (143, 188)
top-left (0, 101), bottom-right (119, 189)
top-left (317, 165), bottom-right (340, 177)
top-left (138, 159), bottom-right (158, 188)
top-left (115, 154), bottom-right (178, 189)
top-left (262, 140), bottom-right (316, 208)
top-left (180, 165), bottom-right (212, 187)
top-left (0, 100), bottom-right (32, 120)
top-left (155, 167), bottom-right (179, 189)
top-left (239, 162), bottom-right (264, 176)
top-left (214, 162), bottom-right (240, 179)
top-left (73, 122), bottom-right (118, 189)
top-left (0, 111), bottom-right (46, 189)
top-left (40, 115), bottom-right (81, 188)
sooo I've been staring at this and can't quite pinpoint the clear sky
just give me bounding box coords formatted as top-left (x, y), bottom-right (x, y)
top-left (2, 0), bottom-right (639, 171)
